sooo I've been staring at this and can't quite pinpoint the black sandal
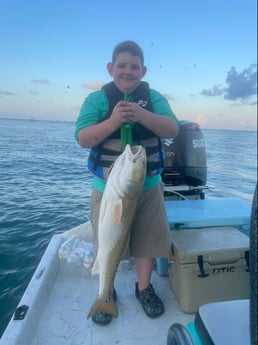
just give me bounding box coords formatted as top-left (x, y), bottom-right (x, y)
top-left (135, 282), bottom-right (164, 318)
top-left (91, 289), bottom-right (117, 325)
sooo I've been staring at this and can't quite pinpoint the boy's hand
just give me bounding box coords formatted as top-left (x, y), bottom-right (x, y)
top-left (110, 101), bottom-right (141, 126)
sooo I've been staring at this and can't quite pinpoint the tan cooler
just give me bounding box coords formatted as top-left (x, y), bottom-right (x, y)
top-left (168, 226), bottom-right (250, 313)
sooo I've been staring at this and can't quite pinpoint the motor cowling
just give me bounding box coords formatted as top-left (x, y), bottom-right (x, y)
top-left (161, 121), bottom-right (207, 187)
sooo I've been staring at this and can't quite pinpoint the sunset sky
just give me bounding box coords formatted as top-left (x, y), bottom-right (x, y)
top-left (0, 0), bottom-right (257, 130)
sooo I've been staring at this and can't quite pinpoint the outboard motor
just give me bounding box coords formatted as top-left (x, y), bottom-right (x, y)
top-left (161, 121), bottom-right (207, 199)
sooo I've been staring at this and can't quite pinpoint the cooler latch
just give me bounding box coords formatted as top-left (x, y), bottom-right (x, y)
top-left (197, 255), bottom-right (209, 278)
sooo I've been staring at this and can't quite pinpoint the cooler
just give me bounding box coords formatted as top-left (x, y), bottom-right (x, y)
top-left (168, 227), bottom-right (250, 313)
top-left (156, 197), bottom-right (251, 276)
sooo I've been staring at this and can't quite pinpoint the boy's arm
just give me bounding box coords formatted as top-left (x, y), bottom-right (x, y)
top-left (78, 118), bottom-right (118, 148)
top-left (133, 105), bottom-right (178, 139)
top-left (77, 100), bottom-right (135, 148)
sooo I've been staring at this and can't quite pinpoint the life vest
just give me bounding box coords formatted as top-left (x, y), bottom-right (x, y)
top-left (88, 81), bottom-right (164, 180)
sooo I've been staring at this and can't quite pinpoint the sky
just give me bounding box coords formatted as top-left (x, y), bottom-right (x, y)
top-left (0, 0), bottom-right (257, 130)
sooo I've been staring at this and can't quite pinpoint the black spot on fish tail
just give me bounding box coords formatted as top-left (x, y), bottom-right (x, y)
top-left (87, 296), bottom-right (118, 319)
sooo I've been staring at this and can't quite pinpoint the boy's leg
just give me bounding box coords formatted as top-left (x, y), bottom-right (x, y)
top-left (135, 257), bottom-right (153, 290)
top-left (135, 257), bottom-right (164, 318)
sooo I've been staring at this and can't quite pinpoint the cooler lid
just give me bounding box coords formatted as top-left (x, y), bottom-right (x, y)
top-left (170, 227), bottom-right (249, 264)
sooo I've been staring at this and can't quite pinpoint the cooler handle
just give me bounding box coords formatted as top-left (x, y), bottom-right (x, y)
top-left (245, 250), bottom-right (249, 272)
top-left (197, 255), bottom-right (209, 278)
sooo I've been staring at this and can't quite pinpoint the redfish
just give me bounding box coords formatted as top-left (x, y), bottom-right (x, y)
top-left (87, 144), bottom-right (146, 319)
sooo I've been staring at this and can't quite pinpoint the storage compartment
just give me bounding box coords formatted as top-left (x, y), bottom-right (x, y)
top-left (168, 227), bottom-right (250, 313)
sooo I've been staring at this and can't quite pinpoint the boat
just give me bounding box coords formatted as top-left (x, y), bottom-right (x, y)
top-left (0, 122), bottom-right (256, 345)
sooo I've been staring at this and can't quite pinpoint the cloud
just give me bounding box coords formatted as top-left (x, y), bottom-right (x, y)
top-left (31, 78), bottom-right (50, 85)
top-left (242, 100), bottom-right (257, 106)
top-left (224, 65), bottom-right (257, 100)
top-left (201, 85), bottom-right (224, 97)
top-left (82, 81), bottom-right (104, 90)
top-left (195, 114), bottom-right (208, 125)
top-left (201, 64), bottom-right (257, 103)
top-left (0, 91), bottom-right (15, 96)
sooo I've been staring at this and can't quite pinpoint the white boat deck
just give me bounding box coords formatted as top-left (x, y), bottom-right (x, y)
top-left (0, 226), bottom-right (194, 345)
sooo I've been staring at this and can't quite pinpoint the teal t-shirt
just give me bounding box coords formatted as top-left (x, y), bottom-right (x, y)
top-left (75, 87), bottom-right (179, 192)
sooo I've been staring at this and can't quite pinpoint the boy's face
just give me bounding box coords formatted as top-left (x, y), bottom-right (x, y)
top-left (107, 52), bottom-right (147, 94)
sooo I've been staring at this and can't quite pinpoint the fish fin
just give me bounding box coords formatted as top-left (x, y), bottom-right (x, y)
top-left (91, 256), bottom-right (99, 275)
top-left (113, 199), bottom-right (123, 226)
top-left (87, 295), bottom-right (118, 319)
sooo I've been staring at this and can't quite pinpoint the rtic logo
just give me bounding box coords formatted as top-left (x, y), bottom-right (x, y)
top-left (192, 138), bottom-right (205, 149)
top-left (213, 266), bottom-right (235, 274)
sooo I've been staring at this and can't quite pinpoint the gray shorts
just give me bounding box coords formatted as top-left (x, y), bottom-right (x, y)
top-left (90, 183), bottom-right (170, 258)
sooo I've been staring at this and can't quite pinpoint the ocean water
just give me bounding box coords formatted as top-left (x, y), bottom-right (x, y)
top-left (0, 118), bottom-right (257, 336)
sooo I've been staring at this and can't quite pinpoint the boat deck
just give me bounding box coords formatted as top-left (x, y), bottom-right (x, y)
top-left (1, 197), bottom-right (252, 345)
top-left (0, 231), bottom-right (194, 345)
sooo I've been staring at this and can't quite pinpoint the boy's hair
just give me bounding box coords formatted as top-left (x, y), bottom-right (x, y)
top-left (112, 41), bottom-right (144, 65)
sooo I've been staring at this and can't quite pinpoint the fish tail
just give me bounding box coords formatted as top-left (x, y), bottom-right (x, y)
top-left (87, 295), bottom-right (118, 319)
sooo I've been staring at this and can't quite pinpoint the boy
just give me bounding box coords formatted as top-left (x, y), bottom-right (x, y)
top-left (75, 40), bottom-right (179, 325)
